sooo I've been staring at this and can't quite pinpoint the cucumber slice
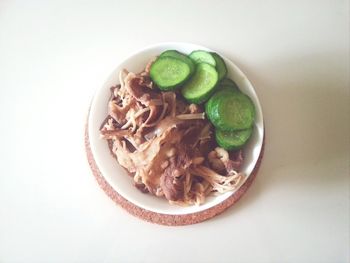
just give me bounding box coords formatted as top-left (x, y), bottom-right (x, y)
top-left (160, 50), bottom-right (183, 57)
top-left (215, 127), bottom-right (253, 150)
top-left (205, 89), bottom-right (255, 131)
top-left (189, 50), bottom-right (216, 66)
top-left (160, 50), bottom-right (195, 74)
top-left (218, 84), bottom-right (240, 93)
top-left (181, 63), bottom-right (218, 104)
top-left (217, 78), bottom-right (240, 93)
top-left (220, 78), bottom-right (239, 89)
top-left (211, 53), bottom-right (227, 80)
top-left (150, 56), bottom-right (191, 91)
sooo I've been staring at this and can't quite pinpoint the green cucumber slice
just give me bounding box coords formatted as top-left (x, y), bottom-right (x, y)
top-left (181, 63), bottom-right (218, 104)
top-left (215, 127), bottom-right (253, 150)
top-left (211, 53), bottom-right (227, 80)
top-left (150, 56), bottom-right (191, 91)
top-left (205, 89), bottom-right (255, 131)
top-left (218, 84), bottom-right (240, 93)
top-left (217, 78), bottom-right (240, 93)
top-left (189, 50), bottom-right (216, 66)
top-left (160, 50), bottom-right (195, 74)
top-left (220, 78), bottom-right (239, 89)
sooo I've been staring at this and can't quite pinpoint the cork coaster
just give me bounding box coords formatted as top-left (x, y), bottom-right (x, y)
top-left (85, 120), bottom-right (264, 226)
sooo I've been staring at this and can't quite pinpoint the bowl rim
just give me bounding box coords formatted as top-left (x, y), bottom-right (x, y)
top-left (88, 42), bottom-right (264, 215)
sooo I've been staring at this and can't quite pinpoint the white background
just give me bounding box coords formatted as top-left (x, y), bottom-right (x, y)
top-left (0, 0), bottom-right (349, 262)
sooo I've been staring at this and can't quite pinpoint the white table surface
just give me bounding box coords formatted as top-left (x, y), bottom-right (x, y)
top-left (0, 0), bottom-right (349, 262)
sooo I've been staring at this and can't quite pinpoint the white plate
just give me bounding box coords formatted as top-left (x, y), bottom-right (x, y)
top-left (88, 42), bottom-right (264, 215)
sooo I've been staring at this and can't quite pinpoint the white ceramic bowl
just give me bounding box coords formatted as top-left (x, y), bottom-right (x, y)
top-left (88, 42), bottom-right (264, 215)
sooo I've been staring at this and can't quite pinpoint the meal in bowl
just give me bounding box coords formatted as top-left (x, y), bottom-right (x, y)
top-left (99, 50), bottom-right (256, 206)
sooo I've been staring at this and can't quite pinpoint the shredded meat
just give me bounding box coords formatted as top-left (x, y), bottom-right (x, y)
top-left (160, 145), bottom-right (192, 201)
top-left (99, 61), bottom-right (246, 206)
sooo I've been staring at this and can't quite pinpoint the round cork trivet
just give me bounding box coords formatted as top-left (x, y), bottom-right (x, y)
top-left (85, 118), bottom-right (264, 226)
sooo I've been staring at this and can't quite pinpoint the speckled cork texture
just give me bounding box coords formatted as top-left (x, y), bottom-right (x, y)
top-left (85, 119), bottom-right (264, 226)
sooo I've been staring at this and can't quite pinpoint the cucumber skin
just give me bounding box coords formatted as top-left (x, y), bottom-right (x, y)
top-left (211, 52), bottom-right (227, 80)
top-left (182, 63), bottom-right (219, 104)
top-left (189, 50), bottom-right (216, 67)
top-left (215, 127), bottom-right (253, 150)
top-left (205, 89), bottom-right (255, 131)
top-left (160, 50), bottom-right (195, 75)
top-left (150, 56), bottom-right (191, 91)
